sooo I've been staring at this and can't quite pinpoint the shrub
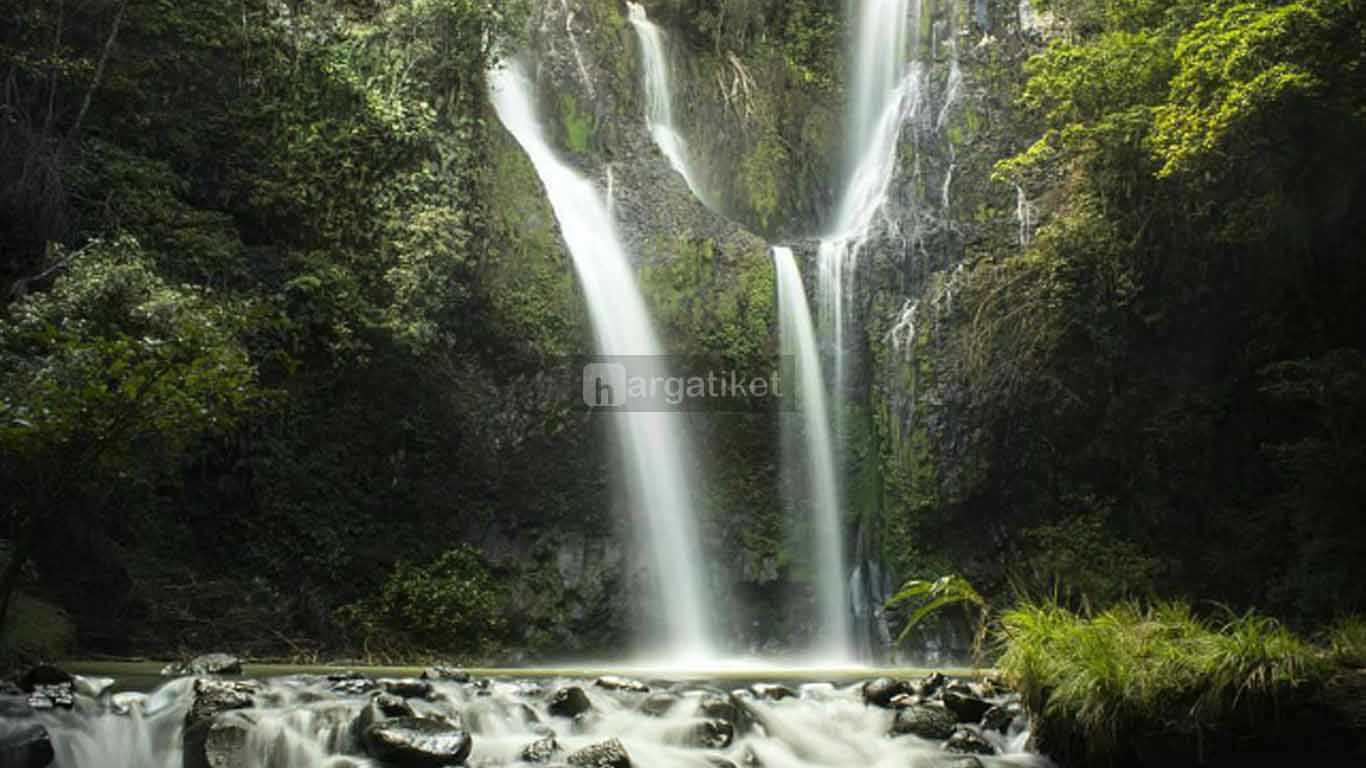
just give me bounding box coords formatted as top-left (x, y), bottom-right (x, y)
top-left (1, 592), bottom-right (75, 666)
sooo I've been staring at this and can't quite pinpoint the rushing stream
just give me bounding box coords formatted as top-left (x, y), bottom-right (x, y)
top-left (11, 669), bottom-right (1051, 768)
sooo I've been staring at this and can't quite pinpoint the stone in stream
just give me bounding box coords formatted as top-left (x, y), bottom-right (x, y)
top-left (327, 671), bottom-right (377, 696)
top-left (364, 716), bottom-right (473, 767)
top-left (351, 692), bottom-right (416, 743)
top-left (916, 672), bottom-right (947, 697)
top-left (547, 686), bottom-right (593, 719)
top-left (680, 719), bottom-right (734, 749)
top-left (566, 737), bottom-right (631, 768)
top-left (980, 703), bottom-right (1020, 734)
top-left (942, 689), bottom-right (993, 723)
top-left (889, 704), bottom-right (957, 740)
top-left (749, 683), bottom-right (796, 701)
top-left (0, 721), bottom-right (54, 768)
top-left (943, 727), bottom-right (997, 756)
top-left (183, 679), bottom-right (259, 768)
top-left (380, 678), bottom-right (434, 700)
top-left (638, 692), bottom-right (678, 716)
top-left (18, 665), bottom-right (71, 692)
top-left (420, 665), bottom-right (471, 683)
top-left (594, 675), bottom-right (650, 693)
top-left (193, 712), bottom-right (254, 768)
top-left (924, 758), bottom-right (985, 768)
top-left (162, 654), bottom-right (242, 677)
top-left (861, 677), bottom-right (912, 709)
top-left (695, 691), bottom-right (753, 736)
top-left (185, 679), bottom-right (258, 730)
top-left (519, 735), bottom-right (561, 763)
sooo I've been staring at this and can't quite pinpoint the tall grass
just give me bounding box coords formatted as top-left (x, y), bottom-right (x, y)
top-left (997, 599), bottom-right (1332, 757)
top-left (1325, 616), bottom-right (1366, 668)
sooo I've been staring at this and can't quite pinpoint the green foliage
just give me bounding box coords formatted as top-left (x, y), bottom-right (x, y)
top-left (1324, 616), bottom-right (1366, 668)
top-left (998, 599), bottom-right (1332, 761)
top-left (1017, 504), bottom-right (1161, 607)
top-left (0, 592), bottom-right (75, 665)
top-left (887, 575), bottom-right (988, 655)
top-left (560, 94), bottom-right (594, 154)
top-left (339, 546), bottom-right (506, 657)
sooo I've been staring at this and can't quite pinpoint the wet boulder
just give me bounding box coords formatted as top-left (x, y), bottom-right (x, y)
top-left (749, 683), bottom-right (796, 701)
top-left (185, 679), bottom-right (257, 730)
top-left (380, 678), bottom-right (434, 700)
top-left (980, 703), bottom-right (1020, 734)
top-left (420, 666), bottom-right (470, 683)
top-left (18, 665), bottom-right (71, 692)
top-left (889, 705), bottom-right (957, 740)
top-left (363, 717), bottom-right (473, 767)
top-left (942, 690), bottom-right (992, 724)
top-left (594, 676), bottom-right (650, 694)
top-left (924, 758), bottom-right (985, 768)
top-left (679, 719), bottom-right (734, 749)
top-left (916, 672), bottom-right (947, 697)
top-left (351, 692), bottom-right (416, 744)
top-left (163, 654), bottom-right (242, 677)
top-left (327, 672), bottom-right (377, 696)
top-left (520, 735), bottom-right (561, 763)
top-left (944, 728), bottom-right (996, 756)
top-left (0, 722), bottom-right (54, 768)
top-left (566, 737), bottom-right (630, 768)
top-left (18, 665), bottom-right (74, 711)
top-left (547, 686), bottom-right (593, 719)
top-left (861, 677), bottom-right (912, 709)
top-left (639, 692), bottom-right (678, 717)
top-left (696, 691), bottom-right (753, 736)
top-left (190, 712), bottom-right (254, 768)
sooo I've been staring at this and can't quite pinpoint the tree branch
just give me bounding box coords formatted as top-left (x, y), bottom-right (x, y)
top-left (66, 0), bottom-right (128, 144)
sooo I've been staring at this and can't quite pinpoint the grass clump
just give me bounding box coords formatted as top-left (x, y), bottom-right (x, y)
top-left (1324, 616), bottom-right (1366, 668)
top-left (997, 599), bottom-right (1333, 761)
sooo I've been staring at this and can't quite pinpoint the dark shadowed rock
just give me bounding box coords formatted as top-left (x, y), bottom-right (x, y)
top-left (26, 684), bottom-right (73, 711)
top-left (750, 683), bottom-right (796, 701)
top-left (639, 692), bottom-right (678, 717)
top-left (364, 717), bottom-right (473, 767)
top-left (196, 712), bottom-right (254, 768)
top-left (520, 735), bottom-right (561, 763)
top-left (327, 672), bottom-right (377, 696)
top-left (351, 692), bottom-right (415, 743)
top-left (916, 672), bottom-right (947, 697)
top-left (889, 705), bottom-right (957, 740)
top-left (163, 654), bottom-right (242, 677)
top-left (942, 690), bottom-right (992, 723)
top-left (0, 722), bottom-right (54, 768)
top-left (566, 738), bottom-right (630, 768)
top-left (678, 719), bottom-right (734, 749)
top-left (594, 676), bottom-right (649, 693)
top-left (980, 704), bottom-right (1019, 734)
top-left (696, 691), bottom-right (753, 736)
top-left (420, 666), bottom-right (471, 683)
top-left (943, 728), bottom-right (996, 756)
top-left (861, 677), bottom-right (912, 709)
top-left (18, 665), bottom-right (71, 692)
top-left (548, 687), bottom-right (593, 719)
top-left (183, 680), bottom-right (259, 768)
top-left (380, 678), bottom-right (434, 700)
top-left (888, 693), bottom-right (920, 708)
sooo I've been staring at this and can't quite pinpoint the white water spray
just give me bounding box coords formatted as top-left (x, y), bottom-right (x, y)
top-left (774, 247), bottom-right (851, 658)
top-left (626, 3), bottom-right (709, 204)
top-left (490, 62), bottom-right (714, 661)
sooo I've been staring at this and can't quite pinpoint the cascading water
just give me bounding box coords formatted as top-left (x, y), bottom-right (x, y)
top-left (773, 247), bottom-right (851, 659)
top-left (626, 3), bottom-right (709, 204)
top-left (17, 672), bottom-right (1050, 768)
top-left (490, 62), bottom-right (714, 661)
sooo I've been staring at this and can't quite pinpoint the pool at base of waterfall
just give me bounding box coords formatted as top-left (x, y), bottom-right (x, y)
top-left (5, 667), bottom-right (1053, 768)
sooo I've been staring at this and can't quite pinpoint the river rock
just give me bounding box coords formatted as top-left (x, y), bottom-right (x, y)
top-left (327, 671), bottom-right (377, 696)
top-left (420, 666), bottom-right (470, 683)
top-left (861, 677), bottom-right (912, 709)
top-left (594, 676), bottom-right (649, 693)
top-left (547, 686), bottom-right (593, 719)
top-left (364, 717), bottom-right (473, 767)
top-left (380, 678), bottom-right (434, 699)
top-left (196, 712), bottom-right (254, 768)
top-left (944, 728), bottom-right (996, 756)
top-left (916, 672), bottom-right (947, 697)
top-left (942, 690), bottom-right (992, 723)
top-left (980, 703), bottom-right (1019, 734)
top-left (889, 705), bottom-right (957, 740)
top-left (186, 679), bottom-right (257, 730)
top-left (351, 692), bottom-right (415, 742)
top-left (519, 735), bottom-right (561, 763)
top-left (696, 691), bottom-right (753, 735)
top-left (750, 683), bottom-right (796, 701)
top-left (925, 758), bottom-right (985, 768)
top-left (680, 719), bottom-right (734, 749)
top-left (163, 654), bottom-right (242, 677)
top-left (0, 722), bottom-right (54, 768)
top-left (566, 737), bottom-right (630, 768)
top-left (26, 684), bottom-right (74, 711)
top-left (18, 665), bottom-right (71, 692)
top-left (639, 692), bottom-right (678, 717)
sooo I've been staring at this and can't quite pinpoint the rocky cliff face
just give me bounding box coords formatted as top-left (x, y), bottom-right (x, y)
top-left (487, 0), bottom-right (1042, 661)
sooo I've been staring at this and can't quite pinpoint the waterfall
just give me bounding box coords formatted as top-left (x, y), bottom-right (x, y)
top-left (773, 247), bottom-right (851, 659)
top-left (626, 3), bottom-right (708, 204)
top-left (490, 62), bottom-right (714, 661)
